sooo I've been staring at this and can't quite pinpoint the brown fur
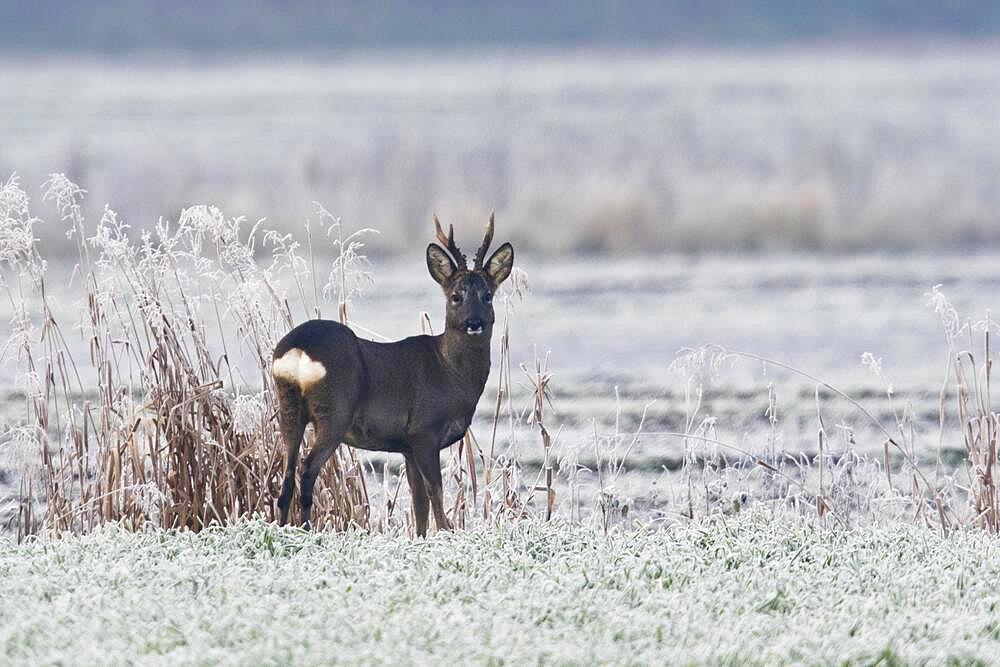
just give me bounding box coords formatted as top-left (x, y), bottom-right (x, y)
top-left (272, 218), bottom-right (514, 535)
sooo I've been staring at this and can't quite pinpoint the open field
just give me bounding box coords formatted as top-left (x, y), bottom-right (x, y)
top-left (3, 41), bottom-right (1000, 666)
top-left (5, 50), bottom-right (1000, 530)
top-left (3, 511), bottom-right (1000, 665)
top-left (2, 49), bottom-right (1000, 664)
top-left (2, 50), bottom-right (1000, 255)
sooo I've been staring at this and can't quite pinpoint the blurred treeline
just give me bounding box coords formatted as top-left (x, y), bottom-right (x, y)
top-left (3, 2), bottom-right (1000, 256)
top-left (2, 1), bottom-right (1000, 54)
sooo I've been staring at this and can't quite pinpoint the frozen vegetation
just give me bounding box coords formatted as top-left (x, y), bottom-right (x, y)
top-left (3, 46), bottom-right (1000, 667)
top-left (1, 172), bottom-right (999, 537)
top-left (2, 50), bottom-right (999, 255)
top-left (3, 511), bottom-right (1000, 665)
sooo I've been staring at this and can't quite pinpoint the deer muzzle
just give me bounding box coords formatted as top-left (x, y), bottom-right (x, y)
top-left (464, 318), bottom-right (485, 336)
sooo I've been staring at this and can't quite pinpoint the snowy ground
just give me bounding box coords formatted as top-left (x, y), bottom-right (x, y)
top-left (2, 511), bottom-right (999, 665)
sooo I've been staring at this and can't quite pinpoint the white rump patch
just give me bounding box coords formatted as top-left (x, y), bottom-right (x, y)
top-left (272, 348), bottom-right (327, 390)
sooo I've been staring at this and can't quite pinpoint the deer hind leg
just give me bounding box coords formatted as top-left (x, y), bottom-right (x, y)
top-left (404, 452), bottom-right (430, 537)
top-left (276, 384), bottom-right (308, 526)
top-left (413, 447), bottom-right (453, 533)
top-left (299, 416), bottom-right (351, 529)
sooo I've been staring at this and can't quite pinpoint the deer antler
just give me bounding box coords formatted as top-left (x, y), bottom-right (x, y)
top-left (434, 215), bottom-right (468, 268)
top-left (473, 210), bottom-right (495, 270)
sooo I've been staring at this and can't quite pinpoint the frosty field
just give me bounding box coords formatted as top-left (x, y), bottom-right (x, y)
top-left (3, 510), bottom-right (1000, 665)
top-left (4, 51), bottom-right (1000, 528)
top-left (0, 39), bottom-right (1000, 665)
top-left (3, 47), bottom-right (1000, 665)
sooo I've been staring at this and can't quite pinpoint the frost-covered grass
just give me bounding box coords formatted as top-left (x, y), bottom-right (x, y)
top-left (3, 511), bottom-right (1000, 665)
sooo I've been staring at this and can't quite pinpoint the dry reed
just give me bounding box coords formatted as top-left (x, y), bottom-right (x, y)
top-left (3, 174), bottom-right (999, 541)
top-left (1, 175), bottom-right (543, 540)
top-left (3, 177), bottom-right (378, 537)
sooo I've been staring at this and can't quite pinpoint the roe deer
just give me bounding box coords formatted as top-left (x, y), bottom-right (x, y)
top-left (272, 214), bottom-right (514, 535)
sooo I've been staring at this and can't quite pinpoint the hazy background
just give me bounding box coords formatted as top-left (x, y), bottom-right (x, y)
top-left (3, 2), bottom-right (1000, 463)
top-left (2, 1), bottom-right (999, 255)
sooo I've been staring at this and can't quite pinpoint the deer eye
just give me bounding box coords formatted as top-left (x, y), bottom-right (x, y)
top-left (483, 292), bottom-right (493, 304)
top-left (450, 293), bottom-right (463, 305)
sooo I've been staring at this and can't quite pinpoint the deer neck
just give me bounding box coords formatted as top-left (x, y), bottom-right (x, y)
top-left (438, 327), bottom-right (492, 394)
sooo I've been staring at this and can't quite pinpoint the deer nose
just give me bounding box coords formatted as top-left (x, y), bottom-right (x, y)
top-left (464, 318), bottom-right (484, 335)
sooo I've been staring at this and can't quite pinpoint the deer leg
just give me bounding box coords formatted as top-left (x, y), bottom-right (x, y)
top-left (403, 452), bottom-right (430, 537)
top-left (413, 447), bottom-right (453, 532)
top-left (299, 420), bottom-right (346, 529)
top-left (275, 387), bottom-right (308, 526)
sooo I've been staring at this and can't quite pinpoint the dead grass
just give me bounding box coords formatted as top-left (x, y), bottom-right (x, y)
top-left (2, 173), bottom-right (999, 541)
top-left (1, 176), bottom-right (388, 538)
top-left (1, 175), bottom-right (548, 540)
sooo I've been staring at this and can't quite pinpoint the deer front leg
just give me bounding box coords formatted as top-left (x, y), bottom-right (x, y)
top-left (412, 445), bottom-right (453, 532)
top-left (403, 452), bottom-right (430, 537)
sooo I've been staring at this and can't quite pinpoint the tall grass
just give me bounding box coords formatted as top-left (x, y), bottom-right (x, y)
top-left (1, 174), bottom-right (381, 537)
top-left (658, 285), bottom-right (1000, 535)
top-left (928, 287), bottom-right (1000, 531)
top-left (0, 174), bottom-right (546, 539)
top-left (2, 173), bottom-right (998, 540)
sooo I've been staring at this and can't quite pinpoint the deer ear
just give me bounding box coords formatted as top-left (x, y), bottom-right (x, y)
top-left (427, 243), bottom-right (457, 286)
top-left (485, 242), bottom-right (514, 287)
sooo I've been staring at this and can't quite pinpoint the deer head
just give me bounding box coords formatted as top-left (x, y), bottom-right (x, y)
top-left (426, 212), bottom-right (514, 338)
